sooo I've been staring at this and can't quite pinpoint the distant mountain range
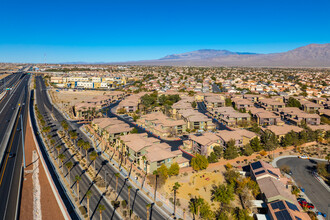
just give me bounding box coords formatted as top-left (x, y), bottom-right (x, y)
top-left (116, 43), bottom-right (330, 67)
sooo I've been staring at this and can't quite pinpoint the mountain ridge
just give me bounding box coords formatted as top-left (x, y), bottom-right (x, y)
top-left (116, 43), bottom-right (330, 67)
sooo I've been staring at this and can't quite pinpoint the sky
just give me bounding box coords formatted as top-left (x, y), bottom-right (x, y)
top-left (1, 0), bottom-right (330, 63)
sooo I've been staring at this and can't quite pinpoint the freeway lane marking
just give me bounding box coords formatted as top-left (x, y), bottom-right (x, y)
top-left (0, 76), bottom-right (24, 115)
top-left (0, 106), bottom-right (22, 186)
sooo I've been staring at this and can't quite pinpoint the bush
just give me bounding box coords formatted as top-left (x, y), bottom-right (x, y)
top-left (260, 150), bottom-right (267, 156)
top-left (121, 200), bottom-right (127, 209)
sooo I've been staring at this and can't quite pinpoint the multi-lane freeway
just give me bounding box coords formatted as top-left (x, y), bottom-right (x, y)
top-left (0, 72), bottom-right (30, 220)
top-left (34, 76), bottom-right (172, 220)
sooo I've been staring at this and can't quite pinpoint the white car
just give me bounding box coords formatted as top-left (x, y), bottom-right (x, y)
top-left (298, 155), bottom-right (309, 159)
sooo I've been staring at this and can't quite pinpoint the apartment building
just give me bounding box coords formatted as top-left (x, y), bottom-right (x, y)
top-left (136, 112), bottom-right (186, 137)
top-left (118, 133), bottom-right (188, 173)
top-left (91, 117), bottom-right (132, 142)
top-left (248, 107), bottom-right (283, 126)
top-left (178, 109), bottom-right (215, 131)
top-left (211, 107), bottom-right (251, 127)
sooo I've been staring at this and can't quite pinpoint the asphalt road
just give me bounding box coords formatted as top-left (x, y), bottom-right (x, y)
top-left (212, 83), bottom-right (222, 93)
top-left (0, 73), bottom-right (30, 220)
top-left (196, 101), bottom-right (229, 131)
top-left (35, 76), bottom-right (171, 220)
top-left (277, 157), bottom-right (330, 214)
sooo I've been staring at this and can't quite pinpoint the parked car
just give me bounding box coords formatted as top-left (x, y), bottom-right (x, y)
top-left (298, 155), bottom-right (309, 159)
top-left (298, 200), bottom-right (314, 209)
top-left (297, 198), bottom-right (307, 203)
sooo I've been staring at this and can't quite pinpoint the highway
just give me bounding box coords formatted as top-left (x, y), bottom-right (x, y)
top-left (0, 72), bottom-right (30, 220)
top-left (277, 157), bottom-right (330, 215)
top-left (34, 76), bottom-right (171, 220)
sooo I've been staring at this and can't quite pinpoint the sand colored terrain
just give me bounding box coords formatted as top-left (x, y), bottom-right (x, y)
top-left (160, 167), bottom-right (226, 209)
top-left (0, 73), bottom-right (10, 80)
top-left (20, 115), bottom-right (64, 220)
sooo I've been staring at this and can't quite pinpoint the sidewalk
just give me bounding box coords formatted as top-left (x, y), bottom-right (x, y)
top-left (20, 114), bottom-right (64, 220)
top-left (80, 125), bottom-right (190, 220)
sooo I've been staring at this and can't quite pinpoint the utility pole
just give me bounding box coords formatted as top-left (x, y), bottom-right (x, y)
top-left (20, 114), bottom-right (26, 169)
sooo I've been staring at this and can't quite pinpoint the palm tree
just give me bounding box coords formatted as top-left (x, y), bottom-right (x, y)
top-left (146, 203), bottom-right (151, 220)
top-left (65, 161), bottom-right (73, 186)
top-left (115, 173), bottom-right (120, 196)
top-left (98, 204), bottom-right (105, 220)
top-left (89, 151), bottom-right (98, 169)
top-left (77, 139), bottom-right (84, 154)
top-left (86, 190), bottom-right (92, 219)
top-left (83, 141), bottom-right (90, 158)
top-left (189, 196), bottom-right (203, 219)
top-left (70, 131), bottom-right (78, 146)
top-left (172, 182), bottom-right (181, 218)
top-left (42, 126), bottom-right (51, 134)
top-left (153, 170), bottom-right (159, 201)
top-left (125, 152), bottom-right (131, 165)
top-left (55, 145), bottom-right (62, 159)
top-left (183, 208), bottom-right (186, 220)
top-left (75, 175), bottom-right (82, 201)
top-left (58, 154), bottom-right (66, 173)
top-left (127, 185), bottom-right (132, 214)
top-left (61, 120), bottom-right (69, 135)
top-left (50, 139), bottom-right (55, 147)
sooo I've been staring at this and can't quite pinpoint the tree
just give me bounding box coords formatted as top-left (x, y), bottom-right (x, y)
top-left (249, 137), bottom-right (262, 152)
top-left (211, 184), bottom-right (235, 207)
top-left (55, 145), bottom-right (62, 159)
top-left (287, 97), bottom-right (301, 108)
top-left (172, 182), bottom-right (181, 217)
top-left (232, 207), bottom-right (254, 220)
top-left (58, 154), bottom-right (66, 173)
top-left (243, 144), bottom-right (254, 156)
top-left (213, 145), bottom-right (223, 158)
top-left (61, 120), bottom-right (69, 135)
top-left (77, 139), bottom-right (85, 154)
top-left (191, 154), bottom-right (209, 171)
top-left (207, 152), bottom-right (218, 163)
top-left (225, 98), bottom-right (232, 107)
top-left (127, 185), bottom-right (132, 214)
top-left (98, 204), bottom-right (105, 220)
top-left (168, 163), bottom-right (180, 176)
top-left (224, 140), bottom-right (239, 160)
top-left (189, 197), bottom-right (213, 219)
top-left (115, 173), bottom-right (120, 196)
top-left (191, 101), bottom-right (197, 109)
top-left (130, 127), bottom-right (138, 133)
top-left (86, 190), bottom-right (92, 219)
top-left (83, 141), bottom-right (90, 158)
top-left (157, 164), bottom-right (169, 179)
top-left (75, 175), bottom-right (82, 201)
top-left (65, 161), bottom-right (73, 186)
top-left (42, 126), bottom-right (51, 134)
top-left (153, 170), bottom-right (159, 201)
top-left (146, 203), bottom-right (151, 220)
top-left (261, 130), bottom-right (279, 151)
top-left (69, 130), bottom-right (78, 146)
top-left (89, 151), bottom-right (98, 168)
top-left (224, 169), bottom-right (240, 185)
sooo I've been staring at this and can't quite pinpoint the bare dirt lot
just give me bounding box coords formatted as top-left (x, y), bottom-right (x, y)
top-left (0, 73), bottom-right (10, 80)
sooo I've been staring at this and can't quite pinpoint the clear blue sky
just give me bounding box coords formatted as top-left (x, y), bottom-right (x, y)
top-left (1, 0), bottom-right (329, 63)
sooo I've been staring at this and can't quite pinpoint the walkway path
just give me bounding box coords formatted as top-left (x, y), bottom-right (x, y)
top-left (20, 114), bottom-right (64, 220)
